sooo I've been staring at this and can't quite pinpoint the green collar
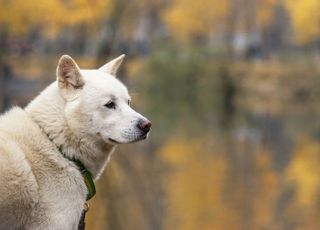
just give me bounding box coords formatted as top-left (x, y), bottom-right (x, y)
top-left (73, 159), bottom-right (96, 201)
top-left (59, 147), bottom-right (96, 201)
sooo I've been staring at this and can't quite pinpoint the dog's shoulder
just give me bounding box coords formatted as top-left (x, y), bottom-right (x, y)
top-left (0, 106), bottom-right (43, 191)
top-left (0, 107), bottom-right (40, 228)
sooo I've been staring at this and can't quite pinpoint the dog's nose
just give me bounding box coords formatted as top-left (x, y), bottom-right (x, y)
top-left (138, 119), bottom-right (152, 133)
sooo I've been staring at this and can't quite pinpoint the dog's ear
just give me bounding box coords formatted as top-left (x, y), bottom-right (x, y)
top-left (98, 54), bottom-right (125, 76)
top-left (56, 55), bottom-right (84, 89)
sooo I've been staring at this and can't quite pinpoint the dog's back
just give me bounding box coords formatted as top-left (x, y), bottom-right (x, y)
top-left (0, 108), bottom-right (40, 228)
top-left (0, 108), bottom-right (85, 229)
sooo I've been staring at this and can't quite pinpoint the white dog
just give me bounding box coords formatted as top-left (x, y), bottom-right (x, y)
top-left (0, 55), bottom-right (151, 229)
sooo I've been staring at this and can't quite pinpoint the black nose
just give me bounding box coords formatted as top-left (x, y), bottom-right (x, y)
top-left (138, 119), bottom-right (152, 133)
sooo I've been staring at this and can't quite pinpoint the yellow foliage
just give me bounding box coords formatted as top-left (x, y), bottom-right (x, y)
top-left (286, 137), bottom-right (320, 206)
top-left (0, 0), bottom-right (111, 37)
top-left (162, 0), bottom-right (230, 41)
top-left (284, 0), bottom-right (320, 44)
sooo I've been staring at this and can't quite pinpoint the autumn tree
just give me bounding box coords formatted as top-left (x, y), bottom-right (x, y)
top-left (0, 0), bottom-right (110, 37)
top-left (0, 0), bottom-right (111, 64)
top-left (95, 0), bottom-right (168, 66)
top-left (284, 0), bottom-right (320, 45)
top-left (162, 0), bottom-right (230, 42)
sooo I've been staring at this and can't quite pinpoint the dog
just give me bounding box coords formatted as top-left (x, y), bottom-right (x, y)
top-left (0, 54), bottom-right (151, 229)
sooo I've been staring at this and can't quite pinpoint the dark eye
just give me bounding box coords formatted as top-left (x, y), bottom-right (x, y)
top-left (128, 100), bottom-right (131, 105)
top-left (104, 101), bottom-right (116, 109)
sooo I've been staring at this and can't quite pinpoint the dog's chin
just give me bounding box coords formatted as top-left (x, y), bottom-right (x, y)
top-left (108, 133), bottom-right (148, 145)
top-left (129, 133), bottom-right (149, 143)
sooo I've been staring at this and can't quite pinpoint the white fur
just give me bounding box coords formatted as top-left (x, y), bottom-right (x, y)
top-left (0, 55), bottom-right (150, 229)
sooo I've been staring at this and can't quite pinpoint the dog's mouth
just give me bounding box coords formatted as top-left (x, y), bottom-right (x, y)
top-left (108, 138), bottom-right (120, 144)
top-left (130, 133), bottom-right (148, 143)
top-left (108, 133), bottom-right (148, 144)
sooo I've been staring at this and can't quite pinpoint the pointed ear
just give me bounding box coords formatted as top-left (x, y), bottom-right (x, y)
top-left (56, 55), bottom-right (84, 89)
top-left (98, 54), bottom-right (125, 76)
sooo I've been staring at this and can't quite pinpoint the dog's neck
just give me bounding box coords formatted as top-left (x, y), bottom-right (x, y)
top-left (25, 83), bottom-right (116, 180)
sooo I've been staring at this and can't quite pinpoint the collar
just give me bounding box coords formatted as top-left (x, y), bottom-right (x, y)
top-left (57, 146), bottom-right (96, 201)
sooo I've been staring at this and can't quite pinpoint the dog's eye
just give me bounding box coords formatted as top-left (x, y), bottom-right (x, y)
top-left (104, 101), bottom-right (116, 109)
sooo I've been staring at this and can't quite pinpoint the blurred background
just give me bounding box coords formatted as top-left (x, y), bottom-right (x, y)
top-left (0, 0), bottom-right (320, 229)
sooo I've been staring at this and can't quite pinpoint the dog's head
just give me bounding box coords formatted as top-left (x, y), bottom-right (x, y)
top-left (56, 54), bottom-right (151, 145)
